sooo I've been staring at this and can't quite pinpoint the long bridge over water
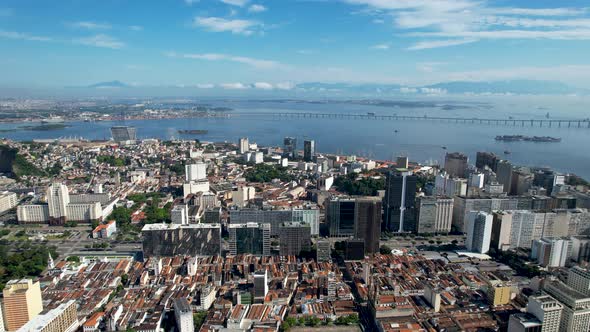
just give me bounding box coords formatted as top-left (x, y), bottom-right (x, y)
top-left (233, 112), bottom-right (590, 128)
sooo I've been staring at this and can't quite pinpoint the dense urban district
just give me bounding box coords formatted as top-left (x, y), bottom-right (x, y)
top-left (1, 127), bottom-right (590, 332)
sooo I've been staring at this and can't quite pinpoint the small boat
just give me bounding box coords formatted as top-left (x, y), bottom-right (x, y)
top-left (442, 146), bottom-right (447, 150)
top-left (394, 130), bottom-right (398, 133)
top-left (504, 150), bottom-right (511, 155)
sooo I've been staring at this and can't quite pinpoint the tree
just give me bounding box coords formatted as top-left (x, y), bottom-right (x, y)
top-left (193, 311), bottom-right (207, 330)
top-left (380, 245), bottom-right (392, 255)
top-left (66, 256), bottom-right (80, 263)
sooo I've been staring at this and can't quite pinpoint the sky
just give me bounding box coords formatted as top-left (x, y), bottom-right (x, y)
top-left (1, 0), bottom-right (590, 90)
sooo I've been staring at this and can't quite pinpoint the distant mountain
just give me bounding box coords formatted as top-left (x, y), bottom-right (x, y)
top-left (423, 80), bottom-right (581, 95)
top-left (87, 80), bottom-right (129, 89)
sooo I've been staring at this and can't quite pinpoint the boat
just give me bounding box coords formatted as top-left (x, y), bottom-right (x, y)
top-left (178, 130), bottom-right (209, 135)
top-left (504, 150), bottom-right (511, 155)
top-left (41, 116), bottom-right (65, 124)
top-left (442, 146), bottom-right (447, 150)
top-left (394, 130), bottom-right (398, 133)
top-left (495, 135), bottom-right (561, 143)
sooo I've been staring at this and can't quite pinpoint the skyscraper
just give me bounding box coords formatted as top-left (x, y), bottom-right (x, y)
top-left (326, 198), bottom-right (356, 237)
top-left (279, 222), bottom-right (311, 256)
top-left (476, 152), bottom-right (498, 172)
top-left (253, 270), bottom-right (269, 303)
top-left (283, 137), bottom-right (297, 159)
top-left (174, 298), bottom-right (194, 332)
top-left (142, 223), bottom-right (222, 257)
top-left (354, 197), bottom-right (382, 254)
top-left (465, 211), bottom-right (493, 254)
top-left (239, 137), bottom-right (249, 154)
top-left (2, 279), bottom-right (43, 331)
top-left (228, 223), bottom-right (271, 256)
top-left (185, 163), bottom-right (207, 182)
top-left (17, 300), bottom-right (78, 332)
top-left (527, 295), bottom-right (563, 332)
top-left (110, 126), bottom-right (137, 142)
top-left (396, 156), bottom-right (409, 169)
top-left (531, 237), bottom-right (572, 267)
top-left (496, 160), bottom-right (514, 193)
top-left (416, 197), bottom-right (453, 234)
top-left (47, 183), bottom-right (69, 225)
top-left (444, 152), bottom-right (468, 178)
top-left (544, 280), bottom-right (590, 332)
top-left (383, 170), bottom-right (417, 232)
top-left (316, 239), bottom-right (331, 262)
top-left (303, 140), bottom-right (315, 162)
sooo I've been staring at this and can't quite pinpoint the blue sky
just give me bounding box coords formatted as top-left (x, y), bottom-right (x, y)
top-left (1, 0), bottom-right (590, 90)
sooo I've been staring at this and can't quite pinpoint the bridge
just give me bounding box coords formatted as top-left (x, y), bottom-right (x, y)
top-left (234, 112), bottom-right (590, 128)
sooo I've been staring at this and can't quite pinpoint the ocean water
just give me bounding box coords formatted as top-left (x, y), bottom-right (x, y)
top-left (1, 98), bottom-right (590, 178)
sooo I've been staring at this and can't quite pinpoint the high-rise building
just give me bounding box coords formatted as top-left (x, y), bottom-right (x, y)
top-left (47, 183), bottom-right (69, 225)
top-left (354, 197), bottom-right (382, 254)
top-left (496, 160), bottom-right (514, 194)
top-left (3, 279), bottom-right (43, 331)
top-left (171, 205), bottom-right (189, 225)
top-left (110, 126), bottom-right (137, 142)
top-left (491, 211), bottom-right (513, 251)
top-left (279, 222), bottom-right (311, 256)
top-left (383, 170), bottom-right (417, 232)
top-left (444, 152), bottom-right (468, 178)
top-left (527, 294), bottom-right (563, 332)
top-left (229, 207), bottom-right (320, 236)
top-left (568, 267), bottom-right (590, 297)
top-left (508, 211), bottom-right (557, 249)
top-left (16, 299), bottom-right (78, 332)
top-left (465, 211), bottom-right (493, 254)
top-left (511, 168), bottom-right (534, 195)
top-left (487, 284), bottom-right (511, 306)
top-left (185, 163), bottom-right (207, 182)
top-left (174, 298), bottom-right (194, 332)
top-left (228, 223), bottom-right (271, 256)
top-left (435, 173), bottom-right (467, 197)
top-left (326, 198), bottom-right (356, 237)
top-left (316, 239), bottom-right (331, 262)
top-left (239, 137), bottom-right (249, 154)
top-left (476, 152), bottom-right (498, 172)
top-left (534, 168), bottom-right (564, 196)
top-left (531, 237), bottom-right (572, 267)
top-left (396, 156), bottom-right (409, 169)
top-left (416, 197), bottom-right (453, 234)
top-left (470, 173), bottom-right (485, 189)
top-left (303, 140), bottom-right (315, 162)
top-left (544, 280), bottom-right (590, 332)
top-left (571, 236), bottom-right (590, 263)
top-left (142, 223), bottom-right (222, 257)
top-left (0, 191), bottom-right (17, 214)
top-left (507, 313), bottom-right (542, 332)
top-left (253, 270), bottom-right (269, 303)
top-left (283, 137), bottom-right (297, 159)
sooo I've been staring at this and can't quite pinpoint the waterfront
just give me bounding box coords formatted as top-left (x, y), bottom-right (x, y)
top-left (1, 99), bottom-right (590, 178)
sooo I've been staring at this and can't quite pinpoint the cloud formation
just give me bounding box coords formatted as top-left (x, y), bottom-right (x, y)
top-left (74, 34), bottom-right (125, 49)
top-left (193, 16), bottom-right (262, 35)
top-left (166, 52), bottom-right (285, 69)
top-left (69, 21), bottom-right (112, 30)
top-left (346, 0), bottom-right (590, 50)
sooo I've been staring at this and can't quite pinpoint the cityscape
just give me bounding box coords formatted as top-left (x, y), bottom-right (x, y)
top-left (3, 0), bottom-right (590, 332)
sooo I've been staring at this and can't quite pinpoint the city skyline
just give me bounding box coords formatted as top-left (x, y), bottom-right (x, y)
top-left (1, 0), bottom-right (590, 91)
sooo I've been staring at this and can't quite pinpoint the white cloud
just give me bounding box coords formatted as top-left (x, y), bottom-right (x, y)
top-left (197, 83), bottom-right (215, 89)
top-left (193, 16), bottom-right (262, 35)
top-left (407, 38), bottom-right (477, 50)
top-left (69, 21), bottom-right (112, 30)
top-left (248, 4), bottom-right (267, 13)
top-left (254, 82), bottom-right (273, 90)
top-left (220, 0), bottom-right (249, 6)
top-left (75, 34), bottom-right (125, 49)
top-left (346, 0), bottom-right (590, 49)
top-left (370, 43), bottom-right (390, 50)
top-left (276, 82), bottom-right (295, 90)
top-left (167, 52), bottom-right (285, 69)
top-left (297, 49), bottom-right (315, 55)
top-left (416, 62), bottom-right (446, 73)
top-left (220, 82), bottom-right (249, 89)
top-left (420, 87), bottom-right (447, 95)
top-left (0, 30), bottom-right (52, 42)
top-left (129, 25), bottom-right (143, 31)
top-left (185, 0), bottom-right (200, 5)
